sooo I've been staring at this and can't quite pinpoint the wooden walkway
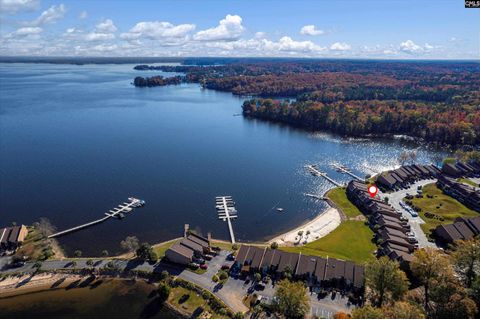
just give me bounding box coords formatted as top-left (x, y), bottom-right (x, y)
top-left (305, 165), bottom-right (343, 187)
top-left (331, 163), bottom-right (364, 181)
top-left (48, 198), bottom-right (144, 238)
top-left (215, 196), bottom-right (237, 244)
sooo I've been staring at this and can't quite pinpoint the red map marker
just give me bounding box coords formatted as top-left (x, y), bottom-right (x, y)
top-left (368, 185), bottom-right (378, 198)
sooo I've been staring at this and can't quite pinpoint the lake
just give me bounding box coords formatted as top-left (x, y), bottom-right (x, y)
top-left (0, 63), bottom-right (447, 256)
top-left (0, 279), bottom-right (178, 319)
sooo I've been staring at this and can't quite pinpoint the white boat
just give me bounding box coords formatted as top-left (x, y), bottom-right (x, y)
top-left (276, 208), bottom-right (284, 212)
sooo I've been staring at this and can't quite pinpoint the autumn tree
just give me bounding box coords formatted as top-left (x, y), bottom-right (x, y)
top-left (429, 278), bottom-right (477, 319)
top-left (365, 256), bottom-right (409, 306)
top-left (382, 301), bottom-right (425, 319)
top-left (273, 279), bottom-right (310, 319)
top-left (120, 235), bottom-right (140, 253)
top-left (410, 248), bottom-right (453, 312)
top-left (351, 305), bottom-right (384, 319)
top-left (450, 238), bottom-right (480, 288)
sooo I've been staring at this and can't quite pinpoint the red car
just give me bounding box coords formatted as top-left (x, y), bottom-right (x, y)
top-left (200, 264), bottom-right (208, 270)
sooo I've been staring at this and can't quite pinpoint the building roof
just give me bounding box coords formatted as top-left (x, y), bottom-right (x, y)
top-left (180, 238), bottom-right (204, 253)
top-left (344, 261), bottom-right (355, 283)
top-left (7, 226), bottom-right (20, 244)
top-left (260, 249), bottom-right (275, 268)
top-left (187, 233), bottom-right (209, 248)
top-left (353, 265), bottom-right (364, 288)
top-left (168, 242), bottom-right (194, 259)
top-left (296, 254), bottom-right (318, 276)
top-left (250, 246), bottom-right (266, 269)
top-left (314, 257), bottom-right (327, 281)
top-left (278, 251), bottom-right (299, 273)
top-left (235, 245), bottom-right (250, 265)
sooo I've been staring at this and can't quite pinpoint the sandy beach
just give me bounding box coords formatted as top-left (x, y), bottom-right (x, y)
top-left (0, 273), bottom-right (88, 298)
top-left (268, 207), bottom-right (341, 246)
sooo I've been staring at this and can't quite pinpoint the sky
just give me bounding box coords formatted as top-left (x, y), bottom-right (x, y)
top-left (0, 0), bottom-right (478, 59)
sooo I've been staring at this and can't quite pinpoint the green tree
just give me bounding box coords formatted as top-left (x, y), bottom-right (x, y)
top-left (73, 250), bottom-right (82, 258)
top-left (232, 243), bottom-right (239, 251)
top-left (365, 256), bottom-right (409, 306)
top-left (430, 279), bottom-right (477, 319)
top-left (270, 242), bottom-right (279, 250)
top-left (273, 279), bottom-right (310, 319)
top-left (254, 272), bottom-right (262, 282)
top-left (351, 305), bottom-right (384, 319)
top-left (233, 312), bottom-right (244, 319)
top-left (411, 248), bottom-right (452, 311)
top-left (86, 259), bottom-right (94, 266)
top-left (136, 242), bottom-right (157, 263)
top-left (451, 238), bottom-right (480, 288)
top-left (160, 270), bottom-right (169, 280)
top-left (157, 283), bottom-right (171, 303)
top-left (101, 250), bottom-right (109, 257)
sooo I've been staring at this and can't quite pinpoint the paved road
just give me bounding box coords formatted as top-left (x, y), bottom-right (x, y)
top-left (0, 249), bottom-right (354, 315)
top-left (382, 179), bottom-right (438, 249)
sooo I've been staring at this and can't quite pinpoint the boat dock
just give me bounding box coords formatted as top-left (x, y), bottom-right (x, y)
top-left (48, 197), bottom-right (145, 238)
top-left (305, 165), bottom-right (343, 187)
top-left (331, 163), bottom-right (364, 181)
top-left (305, 193), bottom-right (327, 200)
top-left (215, 196), bottom-right (237, 244)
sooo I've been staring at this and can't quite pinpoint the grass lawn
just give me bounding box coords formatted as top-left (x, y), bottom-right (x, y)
top-left (326, 187), bottom-right (362, 218)
top-left (210, 240), bottom-right (235, 251)
top-left (408, 183), bottom-right (478, 236)
top-left (280, 220), bottom-right (376, 264)
top-left (168, 286), bottom-right (227, 319)
top-left (457, 178), bottom-right (479, 187)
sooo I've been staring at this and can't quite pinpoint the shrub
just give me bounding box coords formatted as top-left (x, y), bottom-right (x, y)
top-left (270, 242), bottom-right (279, 250)
top-left (157, 283), bottom-right (171, 302)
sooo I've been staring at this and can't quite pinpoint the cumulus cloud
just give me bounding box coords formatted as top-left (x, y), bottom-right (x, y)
top-left (330, 42), bottom-right (351, 51)
top-left (95, 19), bottom-right (117, 33)
top-left (0, 0), bottom-right (38, 14)
top-left (84, 19), bottom-right (117, 42)
top-left (120, 21), bottom-right (195, 41)
top-left (399, 40), bottom-right (423, 54)
top-left (29, 4), bottom-right (66, 26)
top-left (254, 31), bottom-right (267, 39)
top-left (194, 14), bottom-right (244, 41)
top-left (14, 26), bottom-right (42, 36)
top-left (79, 10), bottom-right (87, 19)
top-left (300, 25), bottom-right (324, 36)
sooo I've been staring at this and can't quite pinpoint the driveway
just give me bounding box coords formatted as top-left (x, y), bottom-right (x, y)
top-left (382, 179), bottom-right (438, 249)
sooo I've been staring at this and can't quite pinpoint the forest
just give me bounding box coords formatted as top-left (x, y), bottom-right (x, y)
top-left (133, 60), bottom-right (480, 146)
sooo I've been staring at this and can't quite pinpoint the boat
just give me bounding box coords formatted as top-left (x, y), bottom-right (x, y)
top-left (276, 208), bottom-right (284, 212)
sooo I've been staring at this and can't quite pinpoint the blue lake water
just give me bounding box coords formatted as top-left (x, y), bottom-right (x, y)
top-left (0, 63), bottom-right (447, 256)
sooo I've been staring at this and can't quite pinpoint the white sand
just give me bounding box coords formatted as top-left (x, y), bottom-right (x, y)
top-left (268, 207), bottom-right (341, 246)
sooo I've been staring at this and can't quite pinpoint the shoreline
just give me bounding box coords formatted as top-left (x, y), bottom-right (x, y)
top-left (267, 206), bottom-right (341, 246)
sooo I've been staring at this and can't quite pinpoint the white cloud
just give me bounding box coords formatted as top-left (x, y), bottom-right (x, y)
top-left (330, 42), bottom-right (351, 51)
top-left (79, 10), bottom-right (87, 19)
top-left (92, 44), bottom-right (118, 52)
top-left (29, 4), bottom-right (66, 26)
top-left (254, 31), bottom-right (267, 39)
top-left (193, 14), bottom-right (244, 41)
top-left (14, 26), bottom-right (42, 36)
top-left (120, 21), bottom-right (195, 41)
top-left (95, 19), bottom-right (117, 33)
top-left (85, 32), bottom-right (115, 41)
top-left (84, 19), bottom-right (117, 42)
top-left (0, 0), bottom-right (38, 14)
top-left (399, 39), bottom-right (423, 54)
top-left (300, 25), bottom-right (324, 36)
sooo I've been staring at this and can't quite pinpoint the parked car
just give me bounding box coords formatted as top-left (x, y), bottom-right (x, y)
top-left (226, 254), bottom-right (235, 261)
top-left (200, 264), bottom-right (208, 270)
top-left (221, 264), bottom-right (230, 270)
top-left (204, 254), bottom-right (213, 261)
top-left (193, 257), bottom-right (205, 264)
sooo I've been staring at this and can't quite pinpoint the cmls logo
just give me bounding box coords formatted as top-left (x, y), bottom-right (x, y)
top-left (465, 0), bottom-right (480, 8)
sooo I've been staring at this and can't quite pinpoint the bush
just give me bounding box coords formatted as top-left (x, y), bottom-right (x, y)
top-left (270, 242), bottom-right (279, 250)
top-left (212, 275), bottom-right (219, 282)
top-left (218, 270), bottom-right (228, 281)
top-left (233, 312), bottom-right (244, 319)
top-left (157, 283), bottom-right (171, 302)
top-left (232, 243), bottom-right (239, 251)
top-left (160, 270), bottom-right (169, 280)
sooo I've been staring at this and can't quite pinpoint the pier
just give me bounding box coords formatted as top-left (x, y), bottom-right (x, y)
top-left (48, 197), bottom-right (145, 238)
top-left (304, 193), bottom-right (327, 200)
top-left (331, 163), bottom-right (364, 181)
top-left (305, 165), bottom-right (343, 187)
top-left (215, 196), bottom-right (237, 244)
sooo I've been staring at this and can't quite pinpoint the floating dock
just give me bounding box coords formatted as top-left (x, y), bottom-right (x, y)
top-left (331, 163), bottom-right (364, 181)
top-left (215, 195), bottom-right (237, 244)
top-left (305, 165), bottom-right (343, 187)
top-left (304, 193), bottom-right (327, 200)
top-left (48, 197), bottom-right (145, 238)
